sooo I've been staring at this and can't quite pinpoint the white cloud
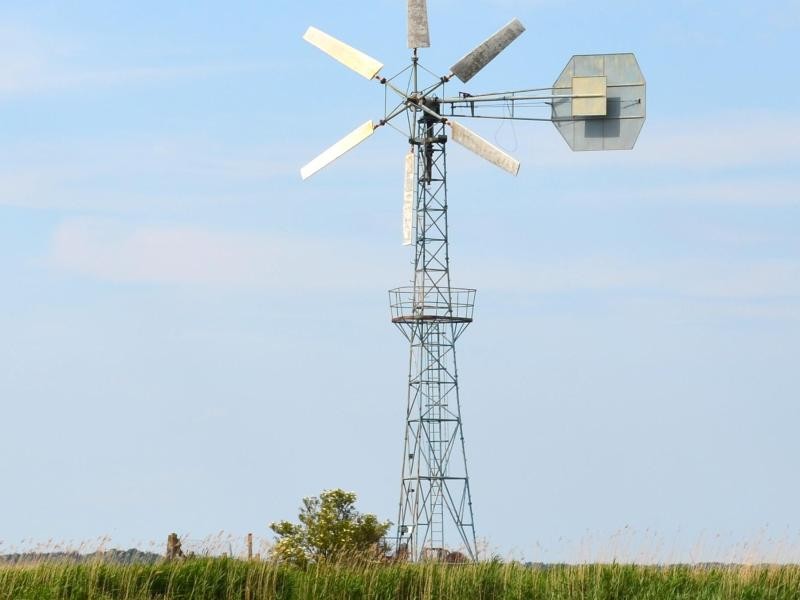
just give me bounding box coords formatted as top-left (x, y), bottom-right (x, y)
top-left (765, 3), bottom-right (800, 31)
top-left (628, 112), bottom-right (800, 170)
top-left (453, 110), bottom-right (800, 208)
top-left (48, 219), bottom-right (800, 317)
top-left (0, 24), bottom-right (267, 97)
top-left (537, 177), bottom-right (800, 208)
top-left (618, 180), bottom-right (800, 207)
top-left (468, 255), bottom-right (800, 302)
top-left (0, 137), bottom-right (297, 211)
top-left (48, 218), bottom-right (391, 290)
top-left (521, 111), bottom-right (800, 171)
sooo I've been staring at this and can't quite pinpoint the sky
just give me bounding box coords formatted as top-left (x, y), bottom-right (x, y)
top-left (1, 0), bottom-right (799, 563)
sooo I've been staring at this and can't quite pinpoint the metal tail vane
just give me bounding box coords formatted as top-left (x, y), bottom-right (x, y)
top-left (300, 0), bottom-right (646, 562)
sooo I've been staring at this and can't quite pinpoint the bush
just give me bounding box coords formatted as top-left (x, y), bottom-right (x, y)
top-left (269, 489), bottom-right (391, 566)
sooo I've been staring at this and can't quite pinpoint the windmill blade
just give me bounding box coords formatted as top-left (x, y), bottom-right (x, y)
top-left (300, 121), bottom-right (375, 180)
top-left (402, 150), bottom-right (415, 245)
top-left (449, 18), bottom-right (525, 83)
top-left (449, 120), bottom-right (520, 176)
top-left (303, 26), bottom-right (384, 80)
top-left (407, 0), bottom-right (430, 49)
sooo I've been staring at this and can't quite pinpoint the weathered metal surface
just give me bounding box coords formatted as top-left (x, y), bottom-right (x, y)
top-left (450, 120), bottom-right (520, 175)
top-left (300, 120), bottom-right (374, 180)
top-left (402, 150), bottom-right (414, 245)
top-left (572, 76), bottom-right (607, 116)
top-left (303, 26), bottom-right (383, 80)
top-left (552, 53), bottom-right (645, 150)
top-left (450, 18), bottom-right (525, 83)
top-left (407, 0), bottom-right (430, 48)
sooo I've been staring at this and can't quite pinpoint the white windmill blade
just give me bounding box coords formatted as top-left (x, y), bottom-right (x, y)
top-left (300, 120), bottom-right (375, 180)
top-left (449, 18), bottom-right (525, 83)
top-left (402, 150), bottom-right (414, 245)
top-left (449, 120), bottom-right (520, 176)
top-left (303, 26), bottom-right (384, 80)
top-left (407, 0), bottom-right (430, 49)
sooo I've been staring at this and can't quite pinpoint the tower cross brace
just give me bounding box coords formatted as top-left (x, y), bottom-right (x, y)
top-left (390, 104), bottom-right (477, 561)
top-left (299, 3), bottom-right (645, 562)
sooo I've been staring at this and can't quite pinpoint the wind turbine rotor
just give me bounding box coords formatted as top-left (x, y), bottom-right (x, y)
top-left (449, 18), bottom-right (525, 83)
top-left (407, 0), bottom-right (431, 49)
top-left (300, 120), bottom-right (376, 180)
top-left (303, 26), bottom-right (384, 80)
top-left (449, 120), bottom-right (520, 176)
top-left (298, 5), bottom-right (645, 563)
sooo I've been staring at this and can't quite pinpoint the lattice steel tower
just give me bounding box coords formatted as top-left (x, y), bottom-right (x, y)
top-left (390, 103), bottom-right (477, 560)
top-left (299, 0), bottom-right (646, 562)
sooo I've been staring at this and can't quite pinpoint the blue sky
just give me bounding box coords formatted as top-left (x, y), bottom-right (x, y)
top-left (1, 0), bottom-right (799, 562)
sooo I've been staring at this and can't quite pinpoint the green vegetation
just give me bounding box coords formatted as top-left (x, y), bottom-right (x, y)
top-left (2, 558), bottom-right (800, 600)
top-left (5, 493), bottom-right (796, 598)
top-left (269, 489), bottom-right (391, 566)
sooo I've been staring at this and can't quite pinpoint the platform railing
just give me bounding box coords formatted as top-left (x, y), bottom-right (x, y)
top-left (389, 286), bottom-right (475, 324)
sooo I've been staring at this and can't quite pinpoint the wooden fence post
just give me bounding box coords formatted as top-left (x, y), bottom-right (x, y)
top-left (166, 533), bottom-right (184, 560)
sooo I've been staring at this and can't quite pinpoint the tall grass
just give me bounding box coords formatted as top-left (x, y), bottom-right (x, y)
top-left (2, 557), bottom-right (800, 600)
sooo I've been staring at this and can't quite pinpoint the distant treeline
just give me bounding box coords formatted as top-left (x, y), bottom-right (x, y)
top-left (0, 548), bottom-right (160, 565)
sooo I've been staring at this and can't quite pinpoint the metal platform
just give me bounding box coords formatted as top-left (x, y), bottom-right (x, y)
top-left (389, 286), bottom-right (475, 324)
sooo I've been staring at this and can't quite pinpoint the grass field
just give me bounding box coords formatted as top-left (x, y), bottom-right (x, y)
top-left (2, 558), bottom-right (799, 600)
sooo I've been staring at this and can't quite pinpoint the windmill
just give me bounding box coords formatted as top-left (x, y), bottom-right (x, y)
top-left (300, 1), bottom-right (646, 561)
